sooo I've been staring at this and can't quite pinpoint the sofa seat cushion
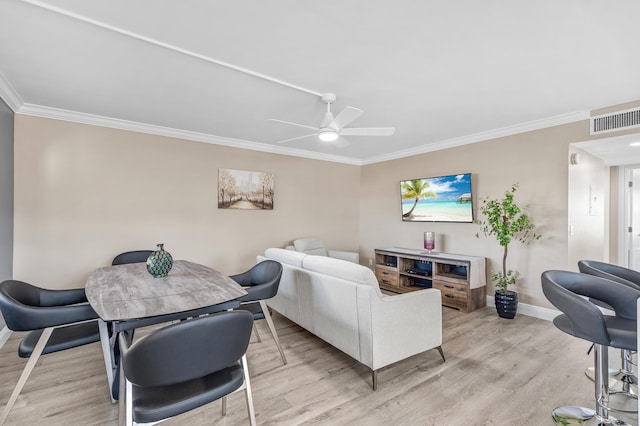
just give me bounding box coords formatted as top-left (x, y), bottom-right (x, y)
top-left (302, 255), bottom-right (377, 287)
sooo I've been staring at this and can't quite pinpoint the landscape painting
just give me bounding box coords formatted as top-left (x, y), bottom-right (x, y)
top-left (218, 168), bottom-right (274, 210)
top-left (400, 173), bottom-right (473, 222)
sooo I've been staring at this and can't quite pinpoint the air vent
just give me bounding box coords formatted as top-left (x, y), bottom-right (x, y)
top-left (590, 107), bottom-right (640, 135)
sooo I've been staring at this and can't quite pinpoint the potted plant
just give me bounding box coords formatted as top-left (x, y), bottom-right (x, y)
top-left (476, 183), bottom-right (541, 319)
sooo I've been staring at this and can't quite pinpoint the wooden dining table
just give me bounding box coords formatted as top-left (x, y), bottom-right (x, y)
top-left (85, 259), bottom-right (248, 406)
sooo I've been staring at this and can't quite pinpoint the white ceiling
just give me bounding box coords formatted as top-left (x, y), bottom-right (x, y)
top-left (1, 0), bottom-right (639, 165)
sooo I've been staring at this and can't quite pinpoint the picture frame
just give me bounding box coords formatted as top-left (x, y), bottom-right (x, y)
top-left (218, 168), bottom-right (274, 210)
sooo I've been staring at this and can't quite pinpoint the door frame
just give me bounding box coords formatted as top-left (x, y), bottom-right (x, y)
top-left (618, 164), bottom-right (640, 268)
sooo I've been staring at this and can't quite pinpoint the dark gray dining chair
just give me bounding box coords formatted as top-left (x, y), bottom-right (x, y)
top-left (107, 249), bottom-right (153, 399)
top-left (119, 310), bottom-right (256, 425)
top-left (578, 259), bottom-right (640, 397)
top-left (230, 260), bottom-right (287, 365)
top-left (112, 250), bottom-right (153, 266)
top-left (0, 280), bottom-right (102, 425)
top-left (541, 270), bottom-right (639, 425)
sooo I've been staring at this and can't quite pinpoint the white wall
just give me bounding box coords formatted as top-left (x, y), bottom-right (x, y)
top-left (567, 146), bottom-right (608, 268)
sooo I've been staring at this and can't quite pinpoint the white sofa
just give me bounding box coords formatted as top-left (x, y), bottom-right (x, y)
top-left (258, 247), bottom-right (444, 390)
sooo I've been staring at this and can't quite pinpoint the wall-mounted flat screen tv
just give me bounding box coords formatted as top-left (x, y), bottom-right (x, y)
top-left (400, 173), bottom-right (473, 223)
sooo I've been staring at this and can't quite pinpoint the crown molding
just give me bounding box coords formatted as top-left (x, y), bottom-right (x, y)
top-left (17, 104), bottom-right (362, 165)
top-left (360, 110), bottom-right (590, 165)
top-left (15, 103), bottom-right (589, 167)
top-left (0, 71), bottom-right (23, 112)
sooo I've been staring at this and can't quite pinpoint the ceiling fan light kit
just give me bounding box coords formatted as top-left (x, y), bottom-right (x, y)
top-left (270, 93), bottom-right (395, 147)
top-left (318, 130), bottom-right (339, 142)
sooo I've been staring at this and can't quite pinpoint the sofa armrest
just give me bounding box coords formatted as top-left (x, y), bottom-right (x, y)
top-left (328, 250), bottom-right (359, 264)
top-left (365, 288), bottom-right (442, 370)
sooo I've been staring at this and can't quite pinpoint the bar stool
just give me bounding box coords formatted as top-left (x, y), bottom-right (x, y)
top-left (579, 259), bottom-right (639, 397)
top-left (541, 270), bottom-right (639, 425)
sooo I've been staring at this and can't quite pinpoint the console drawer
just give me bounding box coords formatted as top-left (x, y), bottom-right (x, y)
top-left (375, 268), bottom-right (399, 288)
top-left (433, 280), bottom-right (468, 310)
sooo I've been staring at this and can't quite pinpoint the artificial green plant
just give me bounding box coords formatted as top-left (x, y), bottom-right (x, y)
top-left (476, 183), bottom-right (541, 292)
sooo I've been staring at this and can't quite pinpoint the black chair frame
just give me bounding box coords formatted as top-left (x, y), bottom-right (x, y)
top-left (0, 280), bottom-right (101, 425)
top-left (231, 260), bottom-right (287, 365)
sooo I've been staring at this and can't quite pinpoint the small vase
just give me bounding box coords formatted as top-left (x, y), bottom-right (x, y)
top-left (424, 232), bottom-right (435, 254)
top-left (495, 290), bottom-right (518, 319)
top-left (146, 243), bottom-right (173, 278)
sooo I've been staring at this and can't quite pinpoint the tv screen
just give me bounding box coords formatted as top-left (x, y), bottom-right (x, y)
top-left (400, 173), bottom-right (473, 223)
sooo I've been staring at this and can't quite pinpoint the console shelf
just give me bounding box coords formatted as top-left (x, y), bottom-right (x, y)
top-left (374, 247), bottom-right (486, 313)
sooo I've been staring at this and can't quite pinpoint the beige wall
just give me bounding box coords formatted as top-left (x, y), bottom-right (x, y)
top-left (13, 115), bottom-right (361, 289)
top-left (0, 98), bottom-right (13, 283)
top-left (359, 121), bottom-right (591, 309)
top-left (12, 107), bottom-right (640, 310)
top-left (0, 97), bottom-right (13, 329)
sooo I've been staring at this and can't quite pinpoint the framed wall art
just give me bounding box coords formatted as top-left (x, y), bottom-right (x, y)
top-left (218, 168), bottom-right (274, 210)
top-left (400, 173), bottom-right (473, 222)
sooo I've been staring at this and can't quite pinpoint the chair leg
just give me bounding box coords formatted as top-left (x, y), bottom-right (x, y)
top-left (98, 319), bottom-right (116, 403)
top-left (252, 324), bottom-right (262, 343)
top-left (437, 346), bottom-right (445, 362)
top-left (0, 327), bottom-right (53, 426)
top-left (221, 396), bottom-right (227, 416)
top-left (241, 355), bottom-right (257, 426)
top-left (119, 359), bottom-right (127, 426)
top-left (125, 378), bottom-right (133, 426)
top-left (619, 349), bottom-right (637, 394)
top-left (260, 301), bottom-right (287, 365)
top-left (593, 344), bottom-right (633, 424)
top-left (595, 343), bottom-right (611, 421)
top-left (372, 369), bottom-right (378, 391)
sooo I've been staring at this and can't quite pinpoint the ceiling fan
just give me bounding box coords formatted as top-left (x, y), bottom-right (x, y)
top-left (269, 93), bottom-right (395, 147)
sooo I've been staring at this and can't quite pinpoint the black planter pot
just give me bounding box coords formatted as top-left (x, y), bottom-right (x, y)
top-left (495, 290), bottom-right (518, 319)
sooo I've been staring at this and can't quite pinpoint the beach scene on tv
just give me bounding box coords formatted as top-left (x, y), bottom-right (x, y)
top-left (401, 173), bottom-right (473, 222)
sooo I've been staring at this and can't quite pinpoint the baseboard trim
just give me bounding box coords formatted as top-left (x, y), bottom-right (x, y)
top-left (0, 325), bottom-right (12, 350)
top-left (486, 296), bottom-right (559, 322)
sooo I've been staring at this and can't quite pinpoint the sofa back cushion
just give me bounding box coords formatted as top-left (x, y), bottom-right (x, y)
top-left (302, 255), bottom-right (377, 287)
top-left (264, 247), bottom-right (306, 268)
top-left (293, 237), bottom-right (328, 257)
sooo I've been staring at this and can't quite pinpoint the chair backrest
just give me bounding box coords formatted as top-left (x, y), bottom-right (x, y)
top-left (121, 310), bottom-right (253, 387)
top-left (293, 237), bottom-right (328, 257)
top-left (233, 260), bottom-right (283, 302)
top-left (578, 260), bottom-right (640, 290)
top-left (112, 250), bottom-right (153, 266)
top-left (541, 270), bottom-right (610, 344)
top-left (0, 280), bottom-right (96, 331)
top-left (541, 270), bottom-right (640, 345)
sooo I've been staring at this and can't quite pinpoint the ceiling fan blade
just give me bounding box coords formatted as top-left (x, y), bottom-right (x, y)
top-left (274, 133), bottom-right (317, 144)
top-left (268, 118), bottom-right (321, 131)
top-left (339, 127), bottom-right (396, 136)
top-left (328, 106), bottom-right (363, 130)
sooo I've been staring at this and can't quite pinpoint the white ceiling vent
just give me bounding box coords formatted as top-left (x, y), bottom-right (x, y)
top-left (590, 107), bottom-right (640, 135)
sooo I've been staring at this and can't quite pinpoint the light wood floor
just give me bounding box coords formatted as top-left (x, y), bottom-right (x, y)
top-left (0, 306), bottom-right (637, 425)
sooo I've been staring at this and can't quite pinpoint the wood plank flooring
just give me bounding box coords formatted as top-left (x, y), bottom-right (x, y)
top-left (0, 306), bottom-right (637, 425)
